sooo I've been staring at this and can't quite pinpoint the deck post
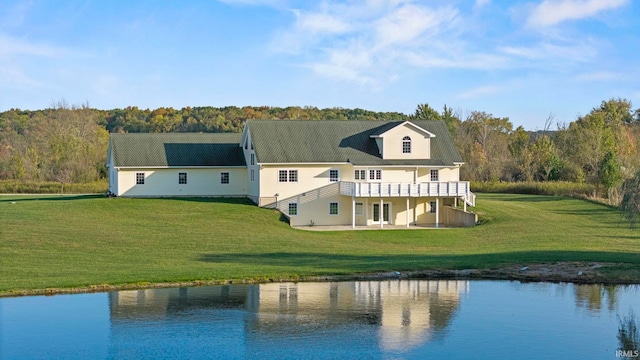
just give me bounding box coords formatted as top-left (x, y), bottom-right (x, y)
top-left (406, 197), bottom-right (410, 228)
top-left (380, 198), bottom-right (383, 229)
top-left (435, 197), bottom-right (439, 228)
top-left (365, 198), bottom-right (369, 226)
top-left (352, 196), bottom-right (356, 229)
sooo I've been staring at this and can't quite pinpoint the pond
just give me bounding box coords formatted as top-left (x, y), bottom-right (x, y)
top-left (1, 280), bottom-right (638, 359)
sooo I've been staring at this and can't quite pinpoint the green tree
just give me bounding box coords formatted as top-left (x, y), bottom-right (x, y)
top-left (412, 103), bottom-right (442, 121)
top-left (508, 126), bottom-right (533, 181)
top-left (599, 151), bottom-right (623, 204)
top-left (457, 111), bottom-right (513, 181)
top-left (531, 136), bottom-right (562, 181)
top-left (620, 170), bottom-right (640, 228)
top-left (441, 104), bottom-right (460, 134)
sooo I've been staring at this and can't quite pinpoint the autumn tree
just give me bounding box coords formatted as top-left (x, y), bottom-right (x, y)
top-left (456, 111), bottom-right (513, 181)
top-left (620, 170), bottom-right (640, 228)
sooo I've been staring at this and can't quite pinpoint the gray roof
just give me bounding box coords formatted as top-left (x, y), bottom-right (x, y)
top-left (109, 133), bottom-right (245, 167)
top-left (247, 120), bottom-right (463, 166)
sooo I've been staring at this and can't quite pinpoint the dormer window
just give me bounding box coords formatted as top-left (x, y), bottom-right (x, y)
top-left (402, 136), bottom-right (411, 154)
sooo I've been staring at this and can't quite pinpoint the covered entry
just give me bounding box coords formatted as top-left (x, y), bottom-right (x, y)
top-left (372, 202), bottom-right (391, 224)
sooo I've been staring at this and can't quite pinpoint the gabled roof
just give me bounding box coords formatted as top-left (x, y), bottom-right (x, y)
top-left (370, 120), bottom-right (435, 138)
top-left (247, 120), bottom-right (463, 166)
top-left (109, 133), bottom-right (245, 167)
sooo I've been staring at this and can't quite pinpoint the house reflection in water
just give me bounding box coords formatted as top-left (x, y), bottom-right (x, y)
top-left (109, 280), bottom-right (468, 354)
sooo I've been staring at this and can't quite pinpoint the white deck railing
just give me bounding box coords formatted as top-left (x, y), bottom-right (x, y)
top-left (339, 181), bottom-right (475, 206)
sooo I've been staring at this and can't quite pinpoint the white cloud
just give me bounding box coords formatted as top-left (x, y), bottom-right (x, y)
top-left (0, 34), bottom-right (70, 89)
top-left (261, 0), bottom-right (620, 87)
top-left (474, 0), bottom-right (490, 9)
top-left (526, 0), bottom-right (629, 28)
top-left (0, 64), bottom-right (40, 89)
top-left (404, 50), bottom-right (509, 70)
top-left (500, 42), bottom-right (597, 63)
top-left (574, 71), bottom-right (621, 82)
top-left (269, 1), bottom-right (468, 85)
top-left (217, 0), bottom-right (286, 7)
top-left (295, 10), bottom-right (351, 34)
top-left (0, 34), bottom-right (67, 58)
top-left (374, 5), bottom-right (458, 47)
top-left (456, 85), bottom-right (502, 99)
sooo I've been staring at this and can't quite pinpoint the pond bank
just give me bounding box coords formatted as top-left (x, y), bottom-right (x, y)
top-left (2, 262), bottom-right (639, 298)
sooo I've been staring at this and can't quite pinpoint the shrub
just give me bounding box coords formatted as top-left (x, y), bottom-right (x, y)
top-left (0, 180), bottom-right (108, 194)
top-left (471, 181), bottom-right (596, 198)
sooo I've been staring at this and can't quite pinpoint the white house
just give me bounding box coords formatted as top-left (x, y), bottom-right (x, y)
top-left (106, 133), bottom-right (246, 197)
top-left (107, 120), bottom-right (476, 228)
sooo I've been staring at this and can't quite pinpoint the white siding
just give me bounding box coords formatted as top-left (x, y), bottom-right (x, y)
top-left (241, 128), bottom-right (260, 203)
top-left (116, 168), bottom-right (247, 197)
top-left (379, 123), bottom-right (432, 160)
top-left (258, 164), bottom-right (352, 202)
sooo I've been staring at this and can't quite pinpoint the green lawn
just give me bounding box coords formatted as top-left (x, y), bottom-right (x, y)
top-left (1, 193), bottom-right (639, 294)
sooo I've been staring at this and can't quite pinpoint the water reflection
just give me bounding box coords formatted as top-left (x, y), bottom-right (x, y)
top-left (574, 284), bottom-right (620, 312)
top-left (109, 280), bottom-right (468, 354)
top-left (618, 311), bottom-right (640, 357)
top-left (4, 281), bottom-right (640, 359)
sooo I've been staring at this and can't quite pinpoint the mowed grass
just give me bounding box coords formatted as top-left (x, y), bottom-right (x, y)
top-left (1, 193), bottom-right (639, 294)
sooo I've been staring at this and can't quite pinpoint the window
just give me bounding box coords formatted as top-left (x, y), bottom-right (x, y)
top-left (355, 202), bottom-right (364, 216)
top-left (402, 136), bottom-right (411, 153)
top-left (329, 169), bottom-right (339, 182)
top-left (354, 170), bottom-right (365, 180)
top-left (329, 202), bottom-right (339, 215)
top-left (430, 169), bottom-right (439, 182)
top-left (278, 170), bottom-right (298, 182)
top-left (288, 202), bottom-right (298, 216)
top-left (279, 170), bottom-right (288, 182)
top-left (289, 170), bottom-right (298, 182)
top-left (178, 172), bottom-right (187, 185)
top-left (430, 201), bottom-right (437, 213)
top-left (369, 169), bottom-right (382, 181)
top-left (221, 172), bottom-right (229, 184)
top-left (136, 172), bottom-right (145, 185)
top-left (250, 169), bottom-right (255, 182)
top-left (250, 153), bottom-right (255, 166)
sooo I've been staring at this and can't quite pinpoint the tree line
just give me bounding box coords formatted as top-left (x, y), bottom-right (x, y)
top-left (411, 99), bottom-right (640, 204)
top-left (0, 104), bottom-right (405, 185)
top-left (1, 99), bottom-right (639, 203)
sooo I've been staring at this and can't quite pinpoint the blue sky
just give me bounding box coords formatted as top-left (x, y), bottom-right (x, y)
top-left (1, 0), bottom-right (638, 130)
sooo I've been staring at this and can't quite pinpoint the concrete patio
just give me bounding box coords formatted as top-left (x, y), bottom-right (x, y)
top-left (293, 224), bottom-right (452, 231)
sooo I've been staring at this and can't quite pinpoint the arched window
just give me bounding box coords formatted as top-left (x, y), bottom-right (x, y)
top-left (402, 136), bottom-right (411, 153)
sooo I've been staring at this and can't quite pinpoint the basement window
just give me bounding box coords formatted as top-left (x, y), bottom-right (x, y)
top-left (329, 202), bottom-right (339, 215)
top-left (430, 201), bottom-right (437, 213)
top-left (136, 172), bottom-right (145, 185)
top-left (288, 202), bottom-right (298, 216)
top-left (178, 172), bottom-right (187, 185)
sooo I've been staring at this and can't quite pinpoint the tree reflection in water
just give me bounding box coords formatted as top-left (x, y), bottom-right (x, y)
top-left (618, 311), bottom-right (640, 357)
top-left (573, 284), bottom-right (619, 312)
